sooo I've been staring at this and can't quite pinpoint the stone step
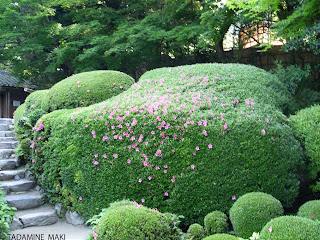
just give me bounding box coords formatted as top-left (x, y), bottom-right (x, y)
top-left (0, 137), bottom-right (17, 142)
top-left (0, 149), bottom-right (15, 159)
top-left (0, 131), bottom-right (15, 137)
top-left (0, 159), bottom-right (19, 170)
top-left (0, 169), bottom-right (25, 181)
top-left (0, 124), bottom-right (9, 131)
top-left (16, 205), bottom-right (58, 228)
top-left (0, 118), bottom-right (13, 125)
top-left (0, 141), bottom-right (18, 149)
top-left (5, 191), bottom-right (43, 210)
top-left (0, 179), bottom-right (34, 194)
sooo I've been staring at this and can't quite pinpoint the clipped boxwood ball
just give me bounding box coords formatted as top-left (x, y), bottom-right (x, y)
top-left (204, 211), bottom-right (228, 235)
top-left (203, 233), bottom-right (238, 240)
top-left (297, 200), bottom-right (320, 221)
top-left (47, 70), bottom-right (134, 111)
top-left (259, 216), bottom-right (320, 240)
top-left (229, 192), bottom-right (284, 238)
top-left (95, 204), bottom-right (181, 240)
top-left (187, 223), bottom-right (205, 240)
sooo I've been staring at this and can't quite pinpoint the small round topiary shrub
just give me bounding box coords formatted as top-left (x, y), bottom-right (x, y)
top-left (187, 223), bottom-right (205, 240)
top-left (259, 216), bottom-right (320, 240)
top-left (297, 200), bottom-right (320, 221)
top-left (204, 211), bottom-right (228, 235)
top-left (202, 233), bottom-right (238, 240)
top-left (47, 70), bottom-right (134, 111)
top-left (229, 192), bottom-right (284, 238)
top-left (93, 204), bottom-right (181, 240)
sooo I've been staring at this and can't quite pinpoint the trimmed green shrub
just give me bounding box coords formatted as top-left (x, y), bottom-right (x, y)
top-left (187, 223), bottom-right (205, 240)
top-left (47, 70), bottom-right (134, 111)
top-left (202, 233), bottom-right (238, 240)
top-left (204, 211), bottom-right (228, 235)
top-left (229, 192), bottom-right (284, 238)
top-left (259, 216), bottom-right (320, 240)
top-left (31, 63), bottom-right (303, 228)
top-left (13, 103), bottom-right (26, 129)
top-left (289, 105), bottom-right (320, 192)
top-left (0, 189), bottom-right (16, 239)
top-left (297, 200), bottom-right (320, 221)
top-left (89, 204), bottom-right (182, 240)
top-left (24, 90), bottom-right (49, 112)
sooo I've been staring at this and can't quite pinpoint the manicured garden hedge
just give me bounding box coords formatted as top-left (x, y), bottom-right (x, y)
top-left (259, 216), bottom-right (320, 240)
top-left (30, 63), bottom-right (304, 227)
top-left (289, 105), bottom-right (320, 192)
top-left (229, 192), bottom-right (284, 238)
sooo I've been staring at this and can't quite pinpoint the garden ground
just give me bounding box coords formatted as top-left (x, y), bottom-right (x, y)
top-left (9, 219), bottom-right (91, 240)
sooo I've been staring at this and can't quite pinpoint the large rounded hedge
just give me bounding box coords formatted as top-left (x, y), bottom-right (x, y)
top-left (297, 200), bottom-right (320, 221)
top-left (93, 204), bottom-right (181, 240)
top-left (47, 70), bottom-right (134, 111)
top-left (289, 105), bottom-right (320, 192)
top-left (259, 216), bottom-right (320, 240)
top-left (229, 192), bottom-right (284, 238)
top-left (31, 64), bottom-right (304, 227)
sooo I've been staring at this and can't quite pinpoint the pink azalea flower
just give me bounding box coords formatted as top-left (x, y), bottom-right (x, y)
top-left (269, 226), bottom-right (273, 233)
top-left (113, 154), bottom-right (118, 158)
top-left (191, 165), bottom-right (195, 169)
top-left (164, 170), bottom-right (167, 174)
top-left (195, 146), bottom-right (200, 151)
top-left (171, 176), bottom-right (175, 183)
top-left (208, 144), bottom-right (213, 149)
top-left (103, 154), bottom-right (107, 158)
top-left (223, 123), bottom-right (228, 130)
top-left (148, 176), bottom-right (152, 180)
top-left (138, 179), bottom-right (142, 183)
top-left (79, 197), bottom-right (82, 201)
top-left (261, 129), bottom-right (266, 135)
top-left (127, 159), bottom-right (131, 164)
top-left (203, 130), bottom-right (208, 136)
top-left (232, 195), bottom-right (236, 200)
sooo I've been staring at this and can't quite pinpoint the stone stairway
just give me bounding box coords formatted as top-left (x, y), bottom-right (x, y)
top-left (0, 118), bottom-right (58, 230)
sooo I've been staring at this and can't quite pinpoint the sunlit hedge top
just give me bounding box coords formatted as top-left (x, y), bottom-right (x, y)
top-left (31, 63), bottom-right (303, 228)
top-left (46, 70), bottom-right (135, 111)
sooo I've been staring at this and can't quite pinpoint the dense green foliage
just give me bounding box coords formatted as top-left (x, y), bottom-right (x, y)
top-left (29, 64), bottom-right (304, 228)
top-left (259, 216), bottom-right (320, 240)
top-left (0, 0), bottom-right (237, 87)
top-left (0, 189), bottom-right (16, 239)
top-left (89, 204), bottom-right (182, 240)
top-left (47, 70), bottom-right (134, 111)
top-left (186, 223), bottom-right (205, 240)
top-left (289, 105), bottom-right (320, 192)
top-left (1, 0), bottom-right (317, 88)
top-left (270, 63), bottom-right (320, 113)
top-left (204, 211), bottom-right (228, 235)
top-left (202, 234), bottom-right (238, 240)
top-left (229, 192), bottom-right (284, 238)
top-left (297, 200), bottom-right (320, 221)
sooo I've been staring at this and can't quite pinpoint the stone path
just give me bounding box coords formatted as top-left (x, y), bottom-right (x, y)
top-left (0, 118), bottom-right (91, 239)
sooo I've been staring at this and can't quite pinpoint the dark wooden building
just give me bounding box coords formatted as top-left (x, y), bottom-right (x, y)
top-left (0, 71), bottom-right (30, 118)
